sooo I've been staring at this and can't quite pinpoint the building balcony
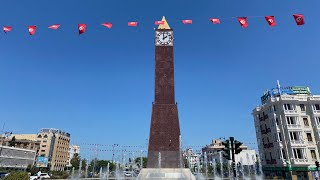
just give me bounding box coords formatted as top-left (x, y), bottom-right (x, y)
top-left (287, 124), bottom-right (301, 129)
top-left (284, 110), bottom-right (298, 114)
top-left (293, 159), bottom-right (309, 165)
top-left (263, 143), bottom-right (274, 148)
top-left (261, 130), bottom-right (267, 134)
top-left (313, 110), bottom-right (320, 114)
top-left (259, 117), bottom-right (264, 121)
top-left (264, 114), bottom-right (269, 120)
top-left (309, 97), bottom-right (320, 101)
top-left (290, 140), bottom-right (305, 146)
top-left (267, 128), bottom-right (271, 133)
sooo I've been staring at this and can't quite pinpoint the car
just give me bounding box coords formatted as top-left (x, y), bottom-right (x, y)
top-left (30, 173), bottom-right (50, 180)
top-left (0, 172), bottom-right (9, 178)
top-left (124, 171), bottom-right (132, 177)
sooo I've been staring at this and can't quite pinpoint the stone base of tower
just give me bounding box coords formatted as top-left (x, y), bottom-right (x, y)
top-left (147, 151), bottom-right (181, 168)
top-left (137, 168), bottom-right (196, 180)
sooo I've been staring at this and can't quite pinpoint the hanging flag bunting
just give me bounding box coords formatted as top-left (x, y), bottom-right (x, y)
top-left (210, 18), bottom-right (220, 24)
top-left (78, 24), bottom-right (86, 34)
top-left (293, 14), bottom-right (305, 26)
top-left (182, 20), bottom-right (192, 24)
top-left (238, 17), bottom-right (248, 28)
top-left (265, 16), bottom-right (276, 27)
top-left (48, 24), bottom-right (60, 30)
top-left (3, 26), bottom-right (12, 33)
top-left (101, 23), bottom-right (113, 29)
top-left (28, 26), bottom-right (36, 35)
top-left (128, 22), bottom-right (138, 26)
top-left (154, 21), bottom-right (164, 25)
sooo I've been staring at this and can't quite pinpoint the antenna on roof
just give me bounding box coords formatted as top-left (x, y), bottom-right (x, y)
top-left (277, 80), bottom-right (282, 95)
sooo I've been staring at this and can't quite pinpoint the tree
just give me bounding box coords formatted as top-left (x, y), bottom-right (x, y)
top-left (135, 157), bottom-right (148, 168)
top-left (70, 153), bottom-right (80, 169)
top-left (9, 136), bottom-right (16, 147)
top-left (81, 159), bottom-right (87, 170)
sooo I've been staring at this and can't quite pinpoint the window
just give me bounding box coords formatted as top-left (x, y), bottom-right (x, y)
top-left (273, 105), bottom-right (277, 112)
top-left (300, 104), bottom-right (306, 111)
top-left (284, 104), bottom-right (292, 110)
top-left (278, 133), bottom-right (282, 141)
top-left (311, 150), bottom-right (317, 159)
top-left (316, 117), bottom-right (320, 125)
top-left (293, 148), bottom-right (304, 159)
top-left (282, 149), bottom-right (286, 159)
top-left (289, 131), bottom-right (299, 140)
top-left (286, 116), bottom-right (296, 124)
top-left (315, 104), bottom-right (320, 110)
top-left (276, 118), bottom-right (279, 126)
top-left (307, 133), bottom-right (313, 142)
top-left (303, 118), bottom-right (309, 126)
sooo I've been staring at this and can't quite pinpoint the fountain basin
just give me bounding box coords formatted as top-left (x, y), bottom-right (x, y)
top-left (137, 168), bottom-right (196, 180)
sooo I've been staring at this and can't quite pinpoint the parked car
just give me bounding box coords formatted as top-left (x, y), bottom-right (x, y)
top-left (30, 173), bottom-right (50, 180)
top-left (0, 172), bottom-right (9, 178)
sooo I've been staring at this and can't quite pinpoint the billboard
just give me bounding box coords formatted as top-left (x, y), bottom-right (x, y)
top-left (36, 157), bottom-right (49, 167)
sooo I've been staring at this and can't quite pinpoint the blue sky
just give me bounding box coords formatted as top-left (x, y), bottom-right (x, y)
top-left (0, 0), bottom-right (319, 160)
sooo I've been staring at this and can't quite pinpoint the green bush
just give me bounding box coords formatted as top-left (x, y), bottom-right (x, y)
top-left (50, 171), bottom-right (69, 179)
top-left (4, 171), bottom-right (28, 180)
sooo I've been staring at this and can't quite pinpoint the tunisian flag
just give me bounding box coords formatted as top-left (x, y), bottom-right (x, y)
top-left (265, 16), bottom-right (276, 27)
top-left (28, 26), bottom-right (36, 35)
top-left (210, 18), bottom-right (220, 24)
top-left (128, 22), bottom-right (138, 26)
top-left (101, 23), bottom-right (113, 29)
top-left (238, 17), bottom-right (248, 28)
top-left (3, 26), bottom-right (12, 33)
top-left (78, 24), bottom-right (86, 34)
top-left (182, 20), bottom-right (192, 24)
top-left (48, 24), bottom-right (60, 30)
top-left (293, 14), bottom-right (305, 26)
top-left (154, 21), bottom-right (164, 25)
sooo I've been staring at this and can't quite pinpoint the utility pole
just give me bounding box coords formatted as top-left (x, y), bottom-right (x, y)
top-left (230, 137), bottom-right (236, 178)
top-left (112, 144), bottom-right (118, 163)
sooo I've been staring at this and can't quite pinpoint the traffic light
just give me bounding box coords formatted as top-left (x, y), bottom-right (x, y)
top-left (234, 140), bottom-right (243, 154)
top-left (315, 161), bottom-right (319, 170)
top-left (222, 140), bottom-right (231, 160)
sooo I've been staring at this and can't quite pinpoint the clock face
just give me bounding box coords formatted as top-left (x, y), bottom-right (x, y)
top-left (155, 31), bottom-right (173, 46)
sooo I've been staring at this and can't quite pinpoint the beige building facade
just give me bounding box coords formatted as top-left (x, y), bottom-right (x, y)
top-left (253, 84), bottom-right (320, 179)
top-left (10, 128), bottom-right (70, 171)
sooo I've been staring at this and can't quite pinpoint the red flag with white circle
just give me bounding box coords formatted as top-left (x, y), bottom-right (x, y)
top-left (128, 22), bottom-right (138, 26)
top-left (237, 17), bottom-right (248, 28)
top-left (182, 20), bottom-right (192, 24)
top-left (28, 26), bottom-right (36, 35)
top-left (78, 24), bottom-right (86, 34)
top-left (3, 26), bottom-right (12, 33)
top-left (154, 21), bottom-right (164, 25)
top-left (210, 18), bottom-right (220, 24)
top-left (293, 14), bottom-right (305, 26)
top-left (265, 16), bottom-right (276, 27)
top-left (101, 23), bottom-right (113, 29)
top-left (48, 24), bottom-right (60, 30)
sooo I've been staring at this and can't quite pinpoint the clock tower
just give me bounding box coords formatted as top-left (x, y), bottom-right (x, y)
top-left (147, 16), bottom-right (181, 168)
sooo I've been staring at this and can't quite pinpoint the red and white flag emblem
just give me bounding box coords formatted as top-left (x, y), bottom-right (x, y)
top-left (293, 14), bottom-right (305, 26)
top-left (238, 17), bottom-right (248, 28)
top-left (78, 24), bottom-right (86, 34)
top-left (28, 26), bottom-right (36, 35)
top-left (102, 23), bottom-right (113, 29)
top-left (128, 22), bottom-right (138, 26)
top-left (182, 20), bottom-right (192, 24)
top-left (3, 26), bottom-right (12, 33)
top-left (154, 21), bottom-right (164, 25)
top-left (265, 16), bottom-right (276, 27)
top-left (48, 24), bottom-right (60, 30)
top-left (210, 18), bottom-right (220, 24)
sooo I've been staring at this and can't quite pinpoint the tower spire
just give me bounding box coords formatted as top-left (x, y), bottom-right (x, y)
top-left (157, 16), bottom-right (171, 29)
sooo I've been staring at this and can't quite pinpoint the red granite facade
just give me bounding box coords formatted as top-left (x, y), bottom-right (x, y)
top-left (147, 29), bottom-right (181, 168)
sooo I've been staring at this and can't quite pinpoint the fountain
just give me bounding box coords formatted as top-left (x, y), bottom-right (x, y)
top-left (85, 159), bottom-right (89, 178)
top-left (78, 159), bottom-right (82, 178)
top-left (256, 155), bottom-right (264, 179)
top-left (212, 159), bottom-right (221, 180)
top-left (106, 163), bottom-right (110, 180)
top-left (71, 167), bottom-right (75, 179)
top-left (246, 153), bottom-right (251, 179)
top-left (240, 157), bottom-right (246, 179)
top-left (99, 167), bottom-right (103, 179)
top-left (252, 155), bottom-right (257, 178)
top-left (204, 152), bottom-right (208, 178)
top-left (158, 152), bottom-right (161, 168)
top-left (219, 151), bottom-right (223, 179)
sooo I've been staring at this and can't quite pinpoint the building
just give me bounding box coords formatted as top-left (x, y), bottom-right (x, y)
top-left (184, 148), bottom-right (201, 170)
top-left (0, 146), bottom-right (36, 169)
top-left (202, 139), bottom-right (249, 163)
top-left (10, 128), bottom-right (70, 171)
top-left (253, 82), bottom-right (320, 179)
top-left (67, 145), bottom-right (80, 167)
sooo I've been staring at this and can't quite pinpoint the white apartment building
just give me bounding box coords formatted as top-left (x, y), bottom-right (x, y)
top-left (253, 83), bottom-right (320, 179)
top-left (67, 145), bottom-right (80, 167)
top-left (184, 148), bottom-right (200, 170)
